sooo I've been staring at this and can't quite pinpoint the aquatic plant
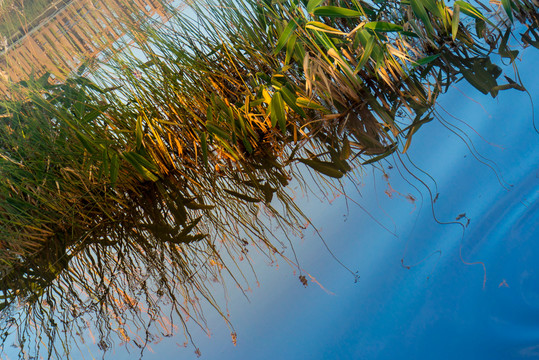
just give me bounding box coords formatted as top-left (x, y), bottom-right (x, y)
top-left (0, 0), bottom-right (536, 357)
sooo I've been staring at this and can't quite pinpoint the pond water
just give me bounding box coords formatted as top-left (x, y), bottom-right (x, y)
top-left (34, 49), bottom-right (534, 360)
top-left (96, 51), bottom-right (537, 360)
top-left (1, 0), bottom-right (538, 359)
top-left (165, 50), bottom-right (538, 360)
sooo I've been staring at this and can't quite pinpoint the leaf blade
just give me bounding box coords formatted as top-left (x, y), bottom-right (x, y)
top-left (270, 92), bottom-right (287, 134)
top-left (313, 6), bottom-right (363, 18)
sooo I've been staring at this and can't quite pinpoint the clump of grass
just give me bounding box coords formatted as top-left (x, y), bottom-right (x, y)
top-left (0, 0), bottom-right (536, 357)
top-left (0, 64), bottom-right (305, 359)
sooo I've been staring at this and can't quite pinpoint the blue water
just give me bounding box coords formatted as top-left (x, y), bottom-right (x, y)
top-left (70, 51), bottom-right (539, 360)
top-left (5, 29), bottom-right (538, 360)
top-left (88, 51), bottom-right (539, 359)
top-left (166, 50), bottom-right (539, 360)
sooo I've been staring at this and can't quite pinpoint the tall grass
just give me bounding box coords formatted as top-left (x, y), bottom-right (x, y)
top-left (0, 0), bottom-right (536, 357)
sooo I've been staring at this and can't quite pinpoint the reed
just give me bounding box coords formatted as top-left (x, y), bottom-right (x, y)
top-left (0, 0), bottom-right (536, 357)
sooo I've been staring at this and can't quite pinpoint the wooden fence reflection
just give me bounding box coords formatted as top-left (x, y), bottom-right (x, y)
top-left (0, 0), bottom-right (171, 88)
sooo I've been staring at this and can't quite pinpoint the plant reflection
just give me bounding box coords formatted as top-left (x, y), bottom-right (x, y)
top-left (0, 0), bottom-right (536, 357)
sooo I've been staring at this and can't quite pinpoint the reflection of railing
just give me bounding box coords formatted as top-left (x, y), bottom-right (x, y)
top-left (0, 0), bottom-right (73, 50)
top-left (0, 0), bottom-right (172, 88)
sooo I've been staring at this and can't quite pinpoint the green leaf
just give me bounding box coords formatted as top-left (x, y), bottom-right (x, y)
top-left (451, 4), bottom-right (460, 40)
top-left (475, 18), bottom-right (486, 37)
top-left (271, 74), bottom-right (286, 88)
top-left (412, 54), bottom-right (440, 67)
top-left (185, 201), bottom-right (215, 210)
top-left (355, 31), bottom-right (375, 73)
top-left (82, 107), bottom-right (105, 123)
top-left (170, 233), bottom-right (207, 244)
top-left (455, 1), bottom-right (486, 21)
top-left (242, 136), bottom-right (254, 154)
top-left (305, 21), bottom-right (347, 35)
top-left (298, 158), bottom-right (344, 178)
top-left (501, 0), bottom-right (513, 22)
top-left (306, 0), bottom-right (325, 13)
top-left (342, 137), bottom-right (351, 160)
top-left (110, 153), bottom-right (119, 187)
top-left (270, 92), bottom-right (287, 134)
top-left (403, 118), bottom-right (428, 153)
top-left (125, 151), bottom-right (158, 171)
top-left (273, 21), bottom-right (298, 55)
top-left (206, 122), bottom-right (231, 141)
top-left (521, 33), bottom-right (539, 49)
top-left (296, 97), bottom-right (329, 112)
top-left (260, 182), bottom-right (275, 203)
top-left (499, 28), bottom-right (518, 62)
top-left (177, 216), bottom-right (203, 238)
top-left (136, 115), bottom-right (143, 150)
top-left (73, 76), bottom-right (105, 93)
top-left (206, 104), bottom-right (214, 123)
top-left (75, 131), bottom-right (97, 154)
top-left (139, 59), bottom-right (158, 69)
top-left (362, 145), bottom-right (397, 165)
top-left (249, 98), bottom-right (265, 107)
top-left (285, 34), bottom-right (297, 65)
top-left (122, 152), bottom-right (159, 181)
top-left (420, 0), bottom-right (443, 19)
top-left (364, 22), bottom-right (404, 33)
top-left (200, 132), bottom-right (208, 166)
top-left (461, 69), bottom-right (491, 94)
top-left (313, 6), bottom-right (363, 18)
top-left (224, 189), bottom-right (261, 203)
top-left (401, 31), bottom-right (420, 38)
top-left (73, 91), bottom-right (86, 119)
top-left (328, 147), bottom-right (351, 172)
top-left (280, 86), bottom-right (306, 118)
top-left (410, 0), bottom-right (434, 34)
top-left (37, 72), bottom-right (51, 87)
top-left (312, 30), bottom-right (339, 53)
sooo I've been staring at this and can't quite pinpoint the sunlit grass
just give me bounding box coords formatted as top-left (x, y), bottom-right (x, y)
top-left (0, 0), bottom-right (536, 357)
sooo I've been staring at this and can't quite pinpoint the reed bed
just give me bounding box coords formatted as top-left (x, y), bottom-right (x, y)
top-left (0, 0), bottom-right (536, 357)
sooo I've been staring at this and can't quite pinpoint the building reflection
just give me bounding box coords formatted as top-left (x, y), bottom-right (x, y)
top-left (0, 0), bottom-right (171, 88)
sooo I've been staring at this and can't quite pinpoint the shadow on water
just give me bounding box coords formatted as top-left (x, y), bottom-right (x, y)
top-left (0, 0), bottom-right (537, 358)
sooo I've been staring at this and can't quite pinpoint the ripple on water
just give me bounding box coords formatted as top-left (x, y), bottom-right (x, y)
top-left (473, 170), bottom-right (539, 357)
